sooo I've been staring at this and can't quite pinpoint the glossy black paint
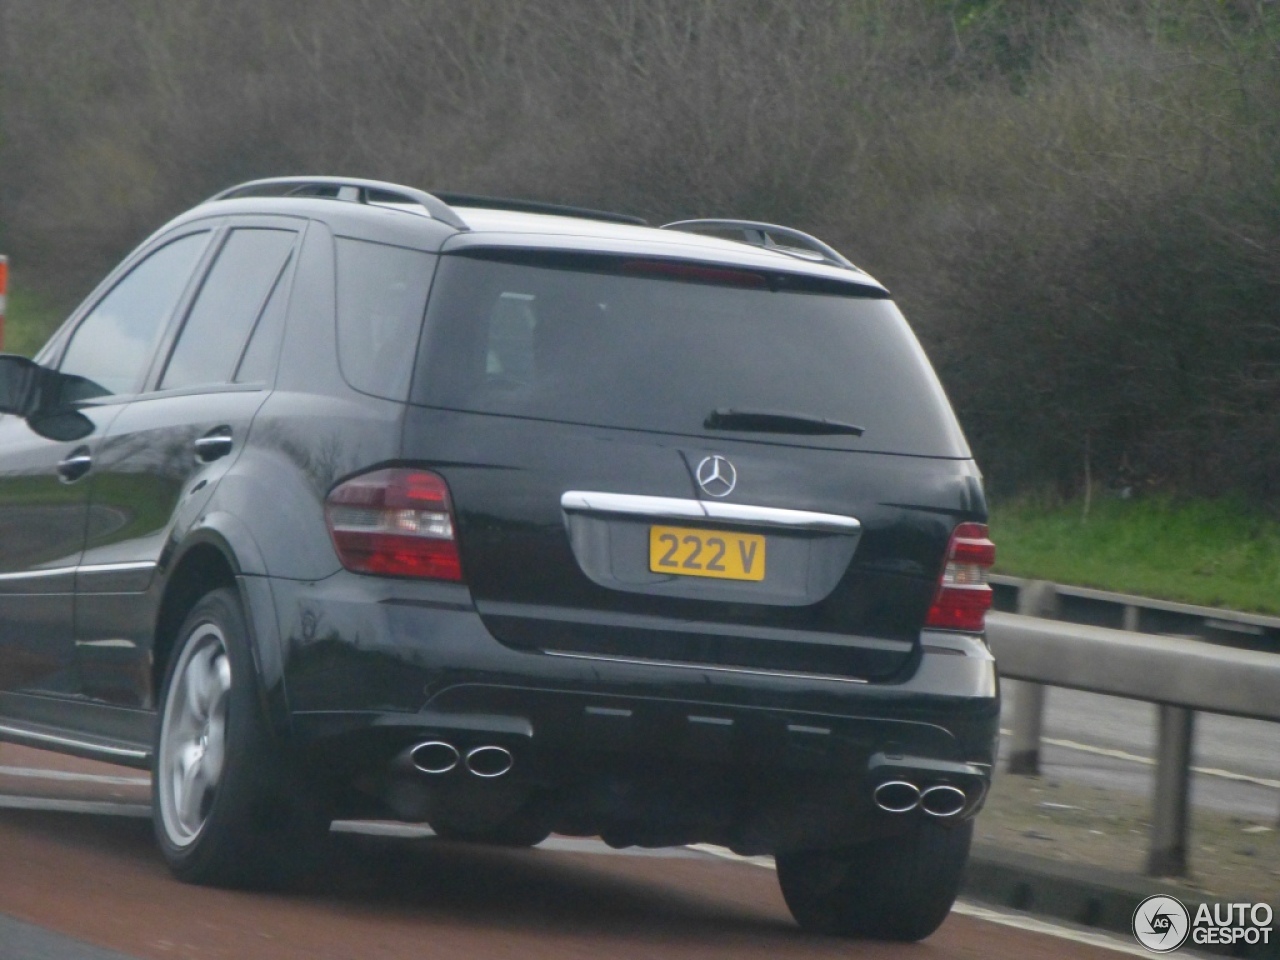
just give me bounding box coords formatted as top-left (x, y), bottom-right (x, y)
top-left (0, 185), bottom-right (999, 854)
top-left (401, 408), bottom-right (982, 682)
top-left (0, 397), bottom-right (126, 697)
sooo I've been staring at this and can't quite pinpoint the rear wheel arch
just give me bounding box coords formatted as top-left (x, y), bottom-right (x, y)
top-left (152, 541), bottom-right (239, 705)
top-left (153, 585), bottom-right (329, 886)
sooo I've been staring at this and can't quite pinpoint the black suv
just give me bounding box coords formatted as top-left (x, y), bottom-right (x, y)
top-left (0, 177), bottom-right (998, 941)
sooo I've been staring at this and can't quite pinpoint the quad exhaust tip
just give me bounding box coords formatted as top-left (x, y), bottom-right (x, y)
top-left (873, 780), bottom-right (921, 814)
top-left (919, 784), bottom-right (967, 818)
top-left (410, 740), bottom-right (461, 774)
top-left (400, 740), bottom-right (516, 778)
top-left (464, 745), bottom-right (514, 778)
top-left (873, 780), bottom-right (968, 817)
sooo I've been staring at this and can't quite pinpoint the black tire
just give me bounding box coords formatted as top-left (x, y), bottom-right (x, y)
top-left (153, 587), bottom-right (329, 887)
top-left (776, 819), bottom-right (973, 941)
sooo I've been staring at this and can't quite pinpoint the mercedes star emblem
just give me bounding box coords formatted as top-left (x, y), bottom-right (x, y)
top-left (696, 455), bottom-right (737, 498)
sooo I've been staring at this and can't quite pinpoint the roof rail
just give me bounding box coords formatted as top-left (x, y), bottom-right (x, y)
top-left (209, 176), bottom-right (470, 231)
top-left (660, 219), bottom-right (855, 270)
top-left (432, 192), bottom-right (647, 227)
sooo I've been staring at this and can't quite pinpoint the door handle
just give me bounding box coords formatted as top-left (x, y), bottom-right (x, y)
top-left (57, 447), bottom-right (93, 483)
top-left (194, 427), bottom-right (234, 463)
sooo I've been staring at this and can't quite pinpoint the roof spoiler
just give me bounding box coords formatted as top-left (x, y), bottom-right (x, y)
top-left (660, 219), bottom-right (858, 272)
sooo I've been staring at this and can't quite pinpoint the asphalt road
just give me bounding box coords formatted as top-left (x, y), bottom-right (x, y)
top-left (0, 745), bottom-right (1159, 960)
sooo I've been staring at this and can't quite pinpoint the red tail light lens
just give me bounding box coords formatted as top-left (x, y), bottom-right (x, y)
top-left (925, 522), bottom-right (995, 632)
top-left (325, 469), bottom-right (463, 581)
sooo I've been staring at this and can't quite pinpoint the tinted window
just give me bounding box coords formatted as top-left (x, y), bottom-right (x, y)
top-left (233, 254), bottom-right (294, 384)
top-left (161, 228), bottom-right (296, 390)
top-left (335, 238), bottom-right (435, 400)
top-left (415, 255), bottom-right (969, 457)
top-left (59, 232), bottom-right (209, 398)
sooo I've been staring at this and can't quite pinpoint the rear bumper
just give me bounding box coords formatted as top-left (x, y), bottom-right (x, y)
top-left (271, 572), bottom-right (999, 851)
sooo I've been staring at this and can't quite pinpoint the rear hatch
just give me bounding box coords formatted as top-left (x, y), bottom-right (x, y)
top-left (404, 246), bottom-right (979, 681)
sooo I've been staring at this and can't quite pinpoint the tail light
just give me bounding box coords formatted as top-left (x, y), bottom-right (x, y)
top-left (325, 468), bottom-right (463, 581)
top-left (925, 522), bottom-right (995, 632)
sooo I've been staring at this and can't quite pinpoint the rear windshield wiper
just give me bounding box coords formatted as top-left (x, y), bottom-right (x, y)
top-left (704, 408), bottom-right (865, 437)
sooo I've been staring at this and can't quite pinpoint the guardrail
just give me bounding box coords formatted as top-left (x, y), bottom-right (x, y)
top-left (991, 573), bottom-right (1280, 654)
top-left (986, 581), bottom-right (1280, 877)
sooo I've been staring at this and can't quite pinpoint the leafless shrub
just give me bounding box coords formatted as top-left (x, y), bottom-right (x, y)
top-left (1, 0), bottom-right (1277, 498)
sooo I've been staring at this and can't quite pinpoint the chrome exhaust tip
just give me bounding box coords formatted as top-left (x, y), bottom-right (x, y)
top-left (919, 784), bottom-right (967, 818)
top-left (873, 780), bottom-right (921, 814)
top-left (464, 745), bottom-right (514, 778)
top-left (409, 740), bottom-right (460, 775)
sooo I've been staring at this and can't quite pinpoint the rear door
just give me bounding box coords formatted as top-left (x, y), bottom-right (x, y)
top-left (74, 218), bottom-right (301, 708)
top-left (407, 250), bottom-right (979, 681)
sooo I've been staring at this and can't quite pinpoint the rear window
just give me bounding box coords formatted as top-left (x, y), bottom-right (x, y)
top-left (413, 253), bottom-right (970, 457)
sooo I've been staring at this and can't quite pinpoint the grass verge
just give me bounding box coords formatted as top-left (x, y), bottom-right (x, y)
top-left (979, 769), bottom-right (1280, 903)
top-left (3, 281), bottom-right (63, 357)
top-left (989, 496), bottom-right (1280, 616)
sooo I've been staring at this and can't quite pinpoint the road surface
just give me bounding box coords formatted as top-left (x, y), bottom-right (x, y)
top-left (0, 744), bottom-right (1165, 960)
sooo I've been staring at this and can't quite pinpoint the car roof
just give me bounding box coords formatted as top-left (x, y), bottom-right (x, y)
top-left (181, 177), bottom-right (889, 295)
top-left (444, 207), bottom-right (884, 290)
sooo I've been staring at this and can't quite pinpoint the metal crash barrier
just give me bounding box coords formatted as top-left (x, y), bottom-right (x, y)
top-left (987, 587), bottom-right (1280, 877)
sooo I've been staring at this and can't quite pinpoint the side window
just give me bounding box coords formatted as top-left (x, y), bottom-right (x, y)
top-left (232, 254), bottom-right (294, 384)
top-left (160, 228), bottom-right (296, 391)
top-left (335, 238), bottom-right (435, 400)
top-left (58, 232), bottom-right (210, 399)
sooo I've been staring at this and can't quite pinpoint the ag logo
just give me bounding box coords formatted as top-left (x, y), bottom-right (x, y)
top-left (695, 455), bottom-right (737, 498)
top-left (1133, 895), bottom-right (1191, 953)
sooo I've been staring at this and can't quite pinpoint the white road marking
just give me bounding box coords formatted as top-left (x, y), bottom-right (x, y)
top-left (0, 765), bottom-right (149, 787)
top-left (687, 844), bottom-right (1216, 959)
top-left (953, 901), bottom-right (1213, 958)
top-left (686, 842), bottom-right (774, 868)
top-left (999, 729), bottom-right (1280, 790)
top-left (0, 795), bottom-right (149, 817)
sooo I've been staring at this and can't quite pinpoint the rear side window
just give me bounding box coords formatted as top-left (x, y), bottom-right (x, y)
top-left (415, 254), bottom-right (970, 457)
top-left (335, 238), bottom-right (436, 400)
top-left (160, 228), bottom-right (296, 390)
top-left (233, 254), bottom-right (294, 384)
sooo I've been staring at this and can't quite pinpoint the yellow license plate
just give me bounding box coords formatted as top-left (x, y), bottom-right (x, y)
top-left (649, 526), bottom-right (766, 581)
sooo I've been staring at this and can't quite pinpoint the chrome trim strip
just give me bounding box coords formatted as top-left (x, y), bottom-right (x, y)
top-left (544, 649), bottom-right (869, 684)
top-left (0, 723), bottom-right (150, 762)
top-left (0, 566), bottom-right (76, 582)
top-left (703, 501), bottom-right (860, 531)
top-left (77, 561), bottom-right (158, 575)
top-left (584, 706), bottom-right (632, 718)
top-left (561, 491), bottom-right (861, 534)
top-left (562, 491), bottom-right (705, 519)
top-left (0, 561), bottom-right (157, 583)
top-left (787, 724), bottom-right (831, 735)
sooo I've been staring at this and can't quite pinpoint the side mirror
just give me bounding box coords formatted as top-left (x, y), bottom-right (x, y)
top-left (0, 354), bottom-right (41, 416)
